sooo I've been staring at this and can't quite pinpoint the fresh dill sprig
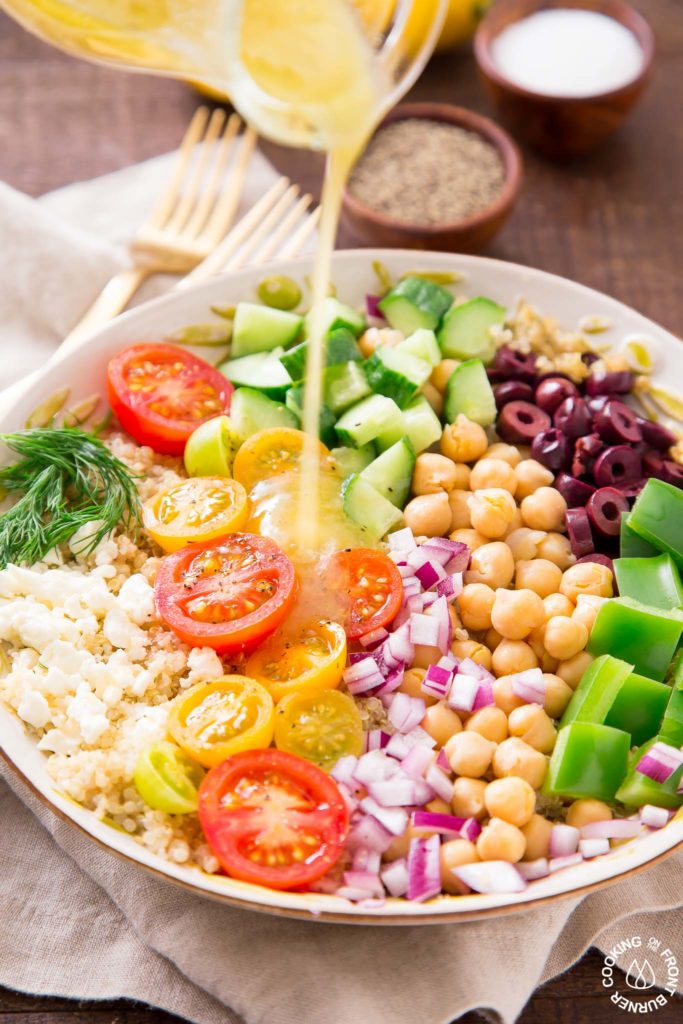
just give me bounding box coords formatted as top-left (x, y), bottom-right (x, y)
top-left (0, 428), bottom-right (142, 568)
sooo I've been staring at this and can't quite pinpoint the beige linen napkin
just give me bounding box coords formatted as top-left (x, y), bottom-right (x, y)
top-left (0, 160), bottom-right (681, 1024)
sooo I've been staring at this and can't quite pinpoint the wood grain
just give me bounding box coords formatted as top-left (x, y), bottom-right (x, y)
top-left (0, 0), bottom-right (681, 1021)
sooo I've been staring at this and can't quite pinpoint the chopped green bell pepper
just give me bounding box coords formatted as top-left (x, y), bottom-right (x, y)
top-left (660, 656), bottom-right (683, 746)
top-left (615, 736), bottom-right (683, 809)
top-left (543, 722), bottom-right (630, 802)
top-left (588, 597), bottom-right (683, 681)
top-left (604, 673), bottom-right (670, 746)
top-left (620, 514), bottom-right (659, 558)
top-left (561, 654), bottom-right (633, 728)
top-left (627, 478), bottom-right (683, 569)
top-left (614, 553), bottom-right (683, 610)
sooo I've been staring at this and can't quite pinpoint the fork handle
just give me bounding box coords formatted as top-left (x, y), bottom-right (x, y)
top-left (58, 266), bottom-right (152, 354)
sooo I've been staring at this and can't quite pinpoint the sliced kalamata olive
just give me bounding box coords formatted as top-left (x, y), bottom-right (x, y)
top-left (662, 461), bottom-right (683, 489)
top-left (572, 433), bottom-right (604, 477)
top-left (643, 451), bottom-right (665, 479)
top-left (494, 381), bottom-right (534, 409)
top-left (582, 352), bottom-right (600, 368)
top-left (577, 553), bottom-right (615, 579)
top-left (486, 368), bottom-right (505, 385)
top-left (535, 371), bottom-right (573, 384)
top-left (594, 400), bottom-right (643, 445)
top-left (593, 446), bottom-right (643, 488)
top-left (497, 401), bottom-right (551, 444)
top-left (531, 428), bottom-right (571, 470)
top-left (553, 396), bottom-right (593, 439)
top-left (586, 395), bottom-right (611, 416)
top-left (534, 377), bottom-right (580, 415)
top-left (566, 508), bottom-right (594, 557)
top-left (620, 479), bottom-right (647, 499)
top-left (493, 346), bottom-right (537, 384)
top-left (587, 487), bottom-right (630, 538)
top-left (638, 418), bottom-right (678, 451)
top-left (585, 371), bottom-right (634, 396)
top-left (556, 472), bottom-right (596, 506)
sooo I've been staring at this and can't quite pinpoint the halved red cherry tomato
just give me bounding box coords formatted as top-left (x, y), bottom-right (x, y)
top-left (326, 548), bottom-right (403, 641)
top-left (198, 748), bottom-right (348, 889)
top-left (107, 343), bottom-right (233, 455)
top-left (154, 533), bottom-right (296, 654)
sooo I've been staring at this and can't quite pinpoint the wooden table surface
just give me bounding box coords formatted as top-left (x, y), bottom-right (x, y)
top-left (0, 1), bottom-right (681, 1021)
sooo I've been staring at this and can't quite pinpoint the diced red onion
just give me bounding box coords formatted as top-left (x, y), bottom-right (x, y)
top-left (639, 804), bottom-right (672, 829)
top-left (336, 885), bottom-right (379, 902)
top-left (388, 527), bottom-right (417, 554)
top-left (580, 819), bottom-right (642, 840)
top-left (375, 666), bottom-right (405, 696)
top-left (516, 858), bottom-right (549, 881)
top-left (428, 596), bottom-right (452, 655)
top-left (401, 743), bottom-right (434, 778)
top-left (472, 679), bottom-right (495, 710)
top-left (331, 755), bottom-right (359, 789)
top-left (343, 870), bottom-right (384, 898)
top-left (407, 835), bottom-right (442, 902)
top-left (460, 817), bottom-right (482, 843)
top-left (422, 537), bottom-right (469, 569)
top-left (420, 591), bottom-right (440, 608)
top-left (360, 796), bottom-right (409, 836)
top-left (407, 547), bottom-right (431, 570)
top-left (365, 730), bottom-right (390, 752)
top-left (402, 580), bottom-right (423, 600)
top-left (457, 658), bottom-right (492, 682)
top-left (346, 814), bottom-right (394, 853)
top-left (415, 559), bottom-right (447, 591)
top-left (549, 853), bottom-right (584, 873)
top-left (422, 663), bottom-right (453, 700)
top-left (438, 652), bottom-right (458, 671)
top-left (397, 562), bottom-right (418, 579)
top-left (365, 294), bottom-right (384, 319)
top-left (579, 838), bottom-right (610, 859)
top-left (385, 623), bottom-right (414, 665)
top-left (401, 725), bottom-right (437, 750)
top-left (447, 673), bottom-right (480, 713)
top-left (367, 778), bottom-right (423, 807)
top-left (409, 612), bottom-right (440, 648)
top-left (352, 848), bottom-right (381, 874)
top-left (425, 762), bottom-right (454, 802)
top-left (405, 594), bottom-right (425, 615)
top-left (436, 572), bottom-right (463, 601)
top-left (353, 750), bottom-right (400, 786)
top-left (453, 861), bottom-right (527, 894)
top-left (338, 783), bottom-right (360, 816)
top-left (309, 875), bottom-right (342, 894)
top-left (549, 824), bottom-right (580, 858)
top-left (436, 748), bottom-right (450, 773)
top-left (511, 668), bottom-right (546, 705)
top-left (636, 742), bottom-right (683, 783)
top-left (412, 810), bottom-right (465, 835)
top-left (343, 658), bottom-right (385, 695)
top-left (359, 626), bottom-right (389, 649)
top-left (388, 692), bottom-right (426, 733)
top-left (380, 858), bottom-right (409, 897)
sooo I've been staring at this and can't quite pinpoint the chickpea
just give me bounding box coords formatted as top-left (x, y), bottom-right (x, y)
top-left (521, 487), bottom-right (567, 532)
top-left (541, 652), bottom-right (560, 674)
top-left (491, 588), bottom-right (545, 640)
top-left (503, 507), bottom-right (524, 538)
top-left (542, 673), bottom-right (574, 718)
top-left (445, 731), bottom-right (496, 778)
top-left (451, 463), bottom-right (471, 490)
top-left (544, 616), bottom-right (589, 661)
top-left (358, 326), bottom-right (403, 358)
top-left (468, 489), bottom-right (517, 539)
top-left (466, 706), bottom-right (509, 744)
top-left (537, 532), bottom-right (576, 570)
top-left (556, 651), bottom-right (594, 690)
top-left (527, 624), bottom-right (546, 660)
top-left (506, 528), bottom-right (546, 562)
top-left (422, 703), bottom-right (462, 747)
top-left (493, 675), bottom-right (527, 715)
top-left (440, 839), bottom-right (480, 894)
top-left (572, 594), bottom-right (607, 634)
top-left (484, 777), bottom-right (536, 828)
top-left (440, 415), bottom-right (488, 463)
top-left (383, 825), bottom-right (428, 862)
top-left (424, 797), bottom-right (452, 816)
top-left (566, 799), bottom-right (613, 830)
top-left (515, 559), bottom-right (563, 598)
top-left (412, 644), bottom-right (446, 670)
top-left (485, 627), bottom-right (503, 652)
top-left (431, 358), bottom-right (460, 393)
top-left (412, 453), bottom-right (459, 496)
top-left (470, 458), bottom-right (517, 495)
top-left (514, 459), bottom-right (554, 500)
top-left (560, 561), bottom-right (613, 602)
top-left (451, 777), bottom-right (488, 819)
top-left (450, 528), bottom-right (488, 552)
top-left (543, 593), bottom-right (575, 621)
top-left (476, 818), bottom-right (526, 863)
top-left (465, 542), bottom-right (515, 589)
top-left (450, 639), bottom-right (493, 671)
top-left (508, 704), bottom-right (557, 754)
top-left (422, 381), bottom-right (443, 416)
top-left (485, 442), bottom-right (522, 468)
top-left (492, 640), bottom-right (539, 678)
top-left (448, 489), bottom-right (472, 531)
top-left (521, 814), bottom-right (554, 861)
top-left (404, 492), bottom-right (452, 537)
top-left (400, 668), bottom-right (436, 705)
top-left (493, 738), bottom-right (548, 789)
top-left (458, 583), bottom-right (496, 631)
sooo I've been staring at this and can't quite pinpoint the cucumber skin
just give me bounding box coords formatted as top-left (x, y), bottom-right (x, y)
top-left (437, 297), bottom-right (506, 364)
top-left (306, 297), bottom-right (366, 339)
top-left (444, 358), bottom-right (497, 427)
top-left (379, 277), bottom-right (453, 333)
top-left (364, 352), bottom-right (420, 409)
top-left (286, 386), bottom-right (337, 448)
top-left (279, 327), bottom-right (362, 381)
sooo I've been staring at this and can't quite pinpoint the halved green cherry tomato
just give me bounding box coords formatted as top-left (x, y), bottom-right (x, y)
top-left (325, 547), bottom-right (403, 641)
top-left (184, 415), bottom-right (241, 477)
top-left (144, 476), bottom-right (250, 553)
top-left (274, 689), bottom-right (364, 770)
top-left (245, 619), bottom-right (346, 702)
top-left (198, 748), bottom-right (348, 889)
top-left (232, 427), bottom-right (329, 492)
top-left (133, 742), bottom-right (205, 814)
top-left (167, 676), bottom-right (275, 768)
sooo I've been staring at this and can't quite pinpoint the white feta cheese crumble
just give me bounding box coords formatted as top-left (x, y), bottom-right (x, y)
top-left (17, 691), bottom-right (51, 729)
top-left (117, 574), bottom-right (156, 626)
top-left (66, 683), bottom-right (110, 744)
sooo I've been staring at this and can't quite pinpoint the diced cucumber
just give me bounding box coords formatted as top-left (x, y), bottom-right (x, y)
top-left (219, 348), bottom-right (291, 400)
top-left (342, 474), bottom-right (403, 539)
top-left (231, 302), bottom-right (303, 357)
top-left (378, 276), bottom-right (453, 334)
top-left (335, 394), bottom-right (404, 448)
top-left (396, 328), bottom-right (441, 368)
top-left (280, 327), bottom-right (362, 381)
top-left (444, 358), bottom-right (497, 426)
top-left (305, 297), bottom-right (366, 339)
top-left (437, 297), bottom-right (506, 364)
top-left (376, 395), bottom-right (442, 454)
top-left (229, 387), bottom-right (298, 443)
top-left (359, 437), bottom-right (415, 508)
top-left (330, 444), bottom-right (376, 480)
top-left (285, 385), bottom-right (337, 448)
top-left (364, 348), bottom-right (432, 408)
top-left (325, 361), bottom-right (371, 414)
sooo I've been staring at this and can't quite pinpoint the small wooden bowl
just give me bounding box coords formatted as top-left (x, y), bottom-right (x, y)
top-left (341, 102), bottom-right (523, 253)
top-left (474, 0), bottom-right (655, 159)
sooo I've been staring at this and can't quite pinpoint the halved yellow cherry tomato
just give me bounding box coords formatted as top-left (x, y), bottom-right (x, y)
top-left (144, 476), bottom-right (249, 552)
top-left (167, 676), bottom-right (274, 767)
top-left (232, 428), bottom-right (329, 492)
top-left (274, 690), bottom-right (364, 770)
top-left (245, 619), bottom-right (346, 703)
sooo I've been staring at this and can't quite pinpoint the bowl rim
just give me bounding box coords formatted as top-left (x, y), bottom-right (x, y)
top-left (474, 0), bottom-right (656, 105)
top-left (341, 101), bottom-right (523, 238)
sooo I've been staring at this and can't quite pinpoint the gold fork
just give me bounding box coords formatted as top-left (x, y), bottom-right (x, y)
top-left (61, 106), bottom-right (256, 350)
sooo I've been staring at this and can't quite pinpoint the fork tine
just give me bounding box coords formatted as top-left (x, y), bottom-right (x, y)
top-left (164, 107), bottom-right (228, 234)
top-left (181, 112), bottom-right (242, 239)
top-left (198, 126), bottom-right (258, 246)
top-left (146, 106), bottom-right (211, 231)
top-left (255, 194), bottom-right (314, 263)
top-left (222, 185), bottom-right (301, 270)
top-left (277, 205), bottom-right (321, 259)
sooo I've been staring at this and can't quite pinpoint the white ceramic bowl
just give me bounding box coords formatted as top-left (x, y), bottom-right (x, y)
top-left (1, 249), bottom-right (681, 924)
